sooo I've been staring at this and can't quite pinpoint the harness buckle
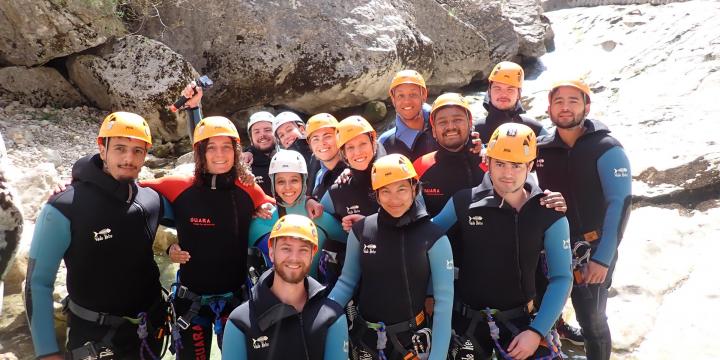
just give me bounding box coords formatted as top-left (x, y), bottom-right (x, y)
top-left (176, 285), bottom-right (189, 299)
top-left (96, 312), bottom-right (109, 326)
top-left (176, 316), bottom-right (190, 330)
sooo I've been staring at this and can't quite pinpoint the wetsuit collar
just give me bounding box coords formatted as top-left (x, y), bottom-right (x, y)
top-left (199, 171), bottom-right (236, 190)
top-left (483, 90), bottom-right (525, 118)
top-left (72, 154), bottom-right (138, 203)
top-left (377, 198), bottom-right (428, 228)
top-left (539, 118), bottom-right (610, 148)
top-left (247, 145), bottom-right (274, 166)
top-left (468, 173), bottom-right (544, 209)
top-left (252, 269), bottom-right (326, 332)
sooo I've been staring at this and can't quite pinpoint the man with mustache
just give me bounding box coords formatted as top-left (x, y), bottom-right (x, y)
top-left (535, 79), bottom-right (632, 360)
top-left (474, 61), bottom-right (547, 143)
top-left (222, 214), bottom-right (349, 360)
top-left (25, 112), bottom-right (169, 359)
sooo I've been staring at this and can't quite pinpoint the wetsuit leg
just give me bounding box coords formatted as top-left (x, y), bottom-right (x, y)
top-left (571, 258), bottom-right (616, 360)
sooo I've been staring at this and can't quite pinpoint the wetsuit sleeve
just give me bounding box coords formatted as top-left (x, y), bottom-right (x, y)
top-left (247, 212), bottom-right (278, 247)
top-left (327, 229), bottom-right (361, 307)
top-left (427, 236), bottom-right (454, 360)
top-left (25, 205), bottom-right (71, 357)
top-left (221, 321), bottom-right (248, 360)
top-left (430, 197), bottom-right (458, 233)
top-left (324, 314), bottom-right (349, 360)
top-left (593, 146), bottom-right (632, 267)
top-left (538, 126), bottom-right (549, 137)
top-left (160, 195), bottom-right (175, 225)
top-left (320, 192), bottom-right (336, 218)
top-left (530, 217), bottom-right (572, 337)
top-left (316, 211), bottom-right (346, 243)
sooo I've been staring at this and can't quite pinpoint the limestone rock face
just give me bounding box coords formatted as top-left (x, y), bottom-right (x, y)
top-left (67, 35), bottom-right (200, 143)
top-left (0, 67), bottom-right (86, 108)
top-left (0, 0), bottom-right (125, 66)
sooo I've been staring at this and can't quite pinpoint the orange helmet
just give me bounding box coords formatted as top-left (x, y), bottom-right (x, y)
top-left (193, 116), bottom-right (240, 145)
top-left (549, 79), bottom-right (592, 104)
top-left (97, 111), bottom-right (152, 147)
top-left (389, 70), bottom-right (427, 96)
top-left (371, 154), bottom-right (418, 190)
top-left (429, 92), bottom-right (473, 126)
top-left (269, 214), bottom-right (319, 251)
top-left (336, 115), bottom-right (376, 149)
top-left (305, 113), bottom-right (339, 138)
top-left (486, 123), bottom-right (536, 163)
top-left (488, 61), bottom-right (524, 88)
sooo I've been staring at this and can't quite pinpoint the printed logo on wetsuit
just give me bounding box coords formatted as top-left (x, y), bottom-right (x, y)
top-left (252, 335), bottom-right (270, 349)
top-left (363, 244), bottom-right (377, 254)
top-left (563, 238), bottom-right (571, 250)
top-left (190, 217), bottom-right (215, 227)
top-left (346, 205), bottom-right (361, 215)
top-left (468, 215), bottom-right (484, 226)
top-left (613, 168), bottom-right (629, 177)
top-left (446, 259), bottom-right (454, 270)
top-left (93, 228), bottom-right (113, 242)
top-left (343, 340), bottom-right (349, 353)
top-left (423, 187), bottom-right (443, 196)
top-left (535, 158), bottom-right (545, 168)
top-left (256, 175), bottom-right (265, 184)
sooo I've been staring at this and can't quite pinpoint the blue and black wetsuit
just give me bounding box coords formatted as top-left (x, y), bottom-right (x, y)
top-left (535, 119), bottom-right (632, 360)
top-left (378, 103), bottom-right (437, 162)
top-left (329, 200), bottom-right (454, 360)
top-left (433, 175), bottom-right (572, 359)
top-left (320, 160), bottom-right (379, 222)
top-left (474, 92), bottom-right (547, 144)
top-left (306, 156), bottom-right (348, 200)
top-left (247, 198), bottom-right (346, 287)
top-left (142, 172), bottom-right (272, 359)
top-left (25, 154), bottom-right (168, 358)
top-left (246, 145), bottom-right (274, 195)
top-left (222, 269), bottom-right (349, 360)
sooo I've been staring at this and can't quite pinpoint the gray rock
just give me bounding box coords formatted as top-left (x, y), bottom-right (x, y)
top-left (363, 101), bottom-right (389, 124)
top-left (67, 35), bottom-right (200, 143)
top-left (0, 67), bottom-right (86, 108)
top-left (0, 0), bottom-right (125, 66)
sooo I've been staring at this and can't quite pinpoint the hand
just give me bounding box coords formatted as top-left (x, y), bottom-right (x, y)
top-left (469, 131), bottom-right (483, 154)
top-left (181, 82), bottom-right (203, 109)
top-left (539, 189), bottom-right (567, 213)
top-left (168, 243), bottom-right (191, 264)
top-left (305, 198), bottom-right (324, 219)
top-left (424, 297), bottom-right (435, 317)
top-left (242, 151), bottom-right (254, 165)
top-left (335, 168), bottom-right (352, 185)
top-left (507, 330), bottom-right (542, 360)
top-left (341, 214), bottom-right (365, 232)
top-left (50, 179), bottom-right (71, 197)
top-left (583, 260), bottom-right (609, 284)
top-left (253, 203), bottom-right (274, 219)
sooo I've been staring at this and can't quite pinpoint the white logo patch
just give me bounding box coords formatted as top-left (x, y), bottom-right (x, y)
top-left (363, 244), bottom-right (377, 254)
top-left (468, 216), bottom-right (484, 226)
top-left (535, 158), bottom-right (545, 168)
top-left (563, 238), bottom-right (571, 250)
top-left (614, 168), bottom-right (629, 177)
top-left (446, 259), bottom-right (454, 270)
top-left (255, 176), bottom-right (264, 184)
top-left (346, 205), bottom-right (361, 215)
top-left (343, 340), bottom-right (349, 353)
top-left (93, 228), bottom-right (113, 242)
top-left (252, 335), bottom-right (270, 349)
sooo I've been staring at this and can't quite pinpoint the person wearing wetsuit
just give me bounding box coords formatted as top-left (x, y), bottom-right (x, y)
top-left (247, 150), bottom-right (346, 287)
top-left (413, 93), bottom-right (487, 218)
top-left (378, 70), bottom-right (437, 162)
top-left (223, 214), bottom-right (349, 360)
top-left (320, 116), bottom-right (387, 232)
top-left (25, 112), bottom-right (168, 360)
top-left (329, 154), bottom-right (454, 360)
top-left (474, 61), bottom-right (547, 144)
top-left (245, 111), bottom-right (276, 195)
top-left (433, 123), bottom-right (572, 360)
top-left (274, 111), bottom-right (312, 165)
top-left (535, 79), bottom-right (632, 360)
top-left (304, 113), bottom-right (347, 200)
top-left (142, 116), bottom-right (272, 360)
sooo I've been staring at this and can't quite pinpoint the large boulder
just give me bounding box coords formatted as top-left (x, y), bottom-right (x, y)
top-left (130, 0), bottom-right (552, 115)
top-left (0, 67), bottom-right (86, 108)
top-left (67, 35), bottom-right (200, 144)
top-left (0, 0), bottom-right (125, 66)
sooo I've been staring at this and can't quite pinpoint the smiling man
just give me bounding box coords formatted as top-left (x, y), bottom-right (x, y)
top-left (304, 113), bottom-right (347, 199)
top-left (222, 214), bottom-right (349, 360)
top-left (246, 111), bottom-right (277, 194)
top-left (25, 112), bottom-right (169, 359)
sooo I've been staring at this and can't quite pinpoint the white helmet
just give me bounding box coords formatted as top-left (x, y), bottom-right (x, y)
top-left (247, 111), bottom-right (275, 133)
top-left (269, 150), bottom-right (308, 207)
top-left (273, 111), bottom-right (304, 137)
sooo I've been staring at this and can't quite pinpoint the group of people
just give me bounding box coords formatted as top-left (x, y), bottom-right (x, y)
top-left (25, 61), bottom-right (632, 360)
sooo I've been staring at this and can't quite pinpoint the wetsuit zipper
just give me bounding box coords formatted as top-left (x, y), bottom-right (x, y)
top-left (513, 212), bottom-right (525, 303)
top-left (400, 231), bottom-right (415, 323)
top-left (298, 313), bottom-right (311, 359)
